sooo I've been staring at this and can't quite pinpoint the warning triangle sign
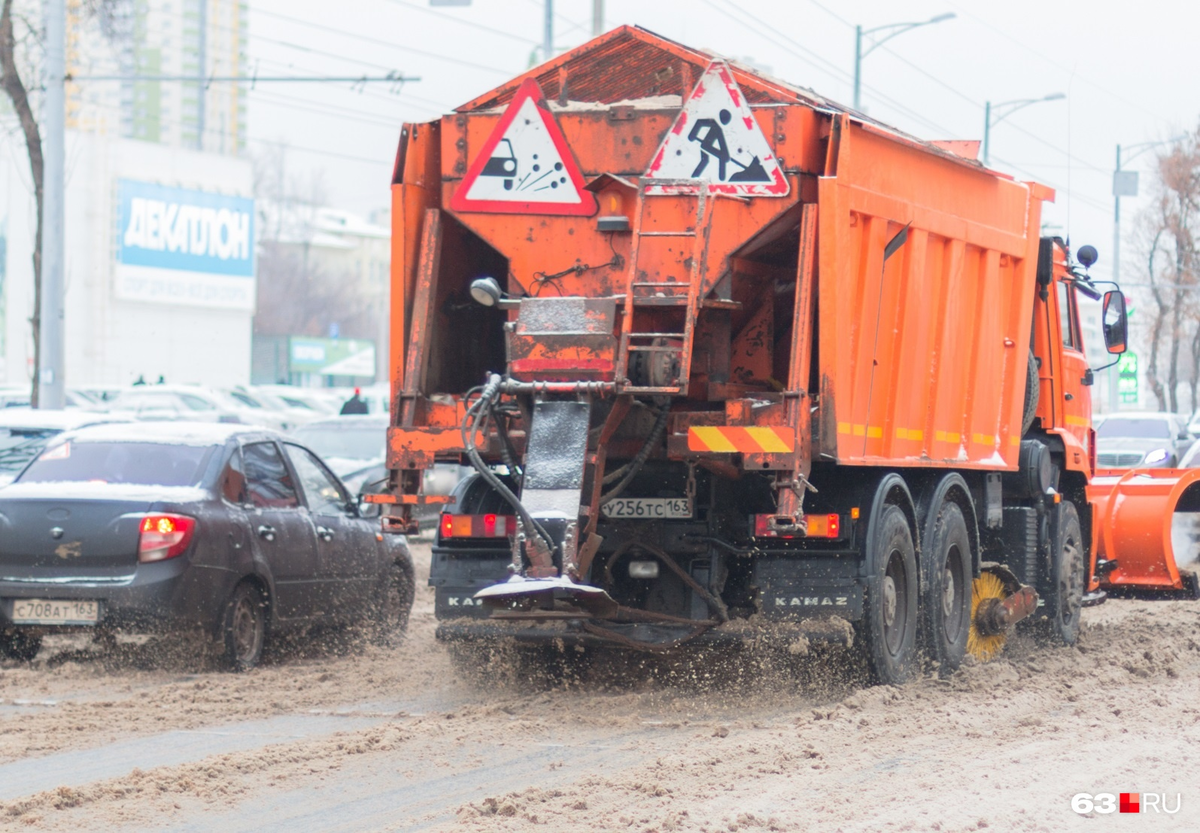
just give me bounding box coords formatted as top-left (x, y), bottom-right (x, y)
top-left (646, 61), bottom-right (789, 197)
top-left (450, 78), bottom-right (597, 216)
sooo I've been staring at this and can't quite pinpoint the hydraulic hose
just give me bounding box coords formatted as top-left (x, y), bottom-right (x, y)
top-left (460, 374), bottom-right (555, 559)
top-left (599, 405), bottom-right (669, 504)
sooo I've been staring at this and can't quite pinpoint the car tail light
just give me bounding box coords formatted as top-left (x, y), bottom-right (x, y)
top-left (439, 513), bottom-right (515, 539)
top-left (752, 513), bottom-right (841, 539)
top-left (139, 514), bottom-right (197, 563)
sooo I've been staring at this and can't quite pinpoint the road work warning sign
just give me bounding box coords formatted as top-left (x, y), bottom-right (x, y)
top-left (451, 77), bottom-right (597, 216)
top-left (646, 60), bottom-right (788, 197)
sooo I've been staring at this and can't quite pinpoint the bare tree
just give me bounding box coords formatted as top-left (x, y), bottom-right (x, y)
top-left (251, 153), bottom-right (379, 345)
top-left (1138, 131), bottom-right (1200, 413)
top-left (0, 0), bottom-right (126, 403)
top-left (0, 0), bottom-right (45, 404)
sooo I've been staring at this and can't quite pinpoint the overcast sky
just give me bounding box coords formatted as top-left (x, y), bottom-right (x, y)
top-left (247, 0), bottom-right (1199, 286)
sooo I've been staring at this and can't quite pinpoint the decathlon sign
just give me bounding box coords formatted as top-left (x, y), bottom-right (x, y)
top-left (115, 180), bottom-right (256, 310)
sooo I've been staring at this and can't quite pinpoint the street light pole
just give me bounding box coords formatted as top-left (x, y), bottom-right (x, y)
top-left (853, 25), bottom-right (862, 110)
top-left (1108, 135), bottom-right (1185, 412)
top-left (543, 0), bottom-right (553, 61)
top-left (982, 100), bottom-right (991, 165)
top-left (592, 0), bottom-right (604, 37)
top-left (853, 13), bottom-right (954, 111)
top-left (982, 93), bottom-right (1065, 166)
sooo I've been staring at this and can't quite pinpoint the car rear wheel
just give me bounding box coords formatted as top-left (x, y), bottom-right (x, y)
top-left (0, 630), bottom-right (42, 662)
top-left (372, 557), bottom-right (415, 647)
top-left (220, 582), bottom-right (267, 672)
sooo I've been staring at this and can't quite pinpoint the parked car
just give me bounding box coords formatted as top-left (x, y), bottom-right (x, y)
top-left (251, 385), bottom-right (341, 416)
top-left (107, 386), bottom-right (291, 431)
top-left (1179, 441), bottom-right (1200, 468)
top-left (0, 422), bottom-right (414, 669)
top-left (223, 388), bottom-right (317, 431)
top-left (0, 409), bottom-right (131, 487)
top-left (1095, 412), bottom-right (1194, 469)
top-left (290, 415), bottom-right (462, 519)
top-left (73, 385), bottom-right (126, 405)
top-left (290, 414), bottom-right (391, 479)
top-left (0, 387), bottom-right (99, 410)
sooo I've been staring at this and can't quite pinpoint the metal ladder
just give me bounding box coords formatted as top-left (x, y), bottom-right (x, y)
top-left (618, 180), bottom-right (711, 395)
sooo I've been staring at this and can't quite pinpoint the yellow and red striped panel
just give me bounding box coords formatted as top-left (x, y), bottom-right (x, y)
top-left (688, 426), bottom-right (794, 454)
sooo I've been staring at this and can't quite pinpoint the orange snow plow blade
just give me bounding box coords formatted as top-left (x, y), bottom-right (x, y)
top-left (1088, 469), bottom-right (1200, 597)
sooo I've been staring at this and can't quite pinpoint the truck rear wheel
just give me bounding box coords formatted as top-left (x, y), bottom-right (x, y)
top-left (861, 504), bottom-right (919, 685)
top-left (1039, 500), bottom-right (1083, 645)
top-left (922, 501), bottom-right (972, 673)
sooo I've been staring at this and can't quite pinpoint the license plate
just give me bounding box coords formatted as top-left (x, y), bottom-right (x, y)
top-left (11, 599), bottom-right (99, 626)
top-left (601, 498), bottom-right (692, 519)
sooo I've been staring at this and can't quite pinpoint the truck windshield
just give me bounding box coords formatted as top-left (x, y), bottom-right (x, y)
top-left (1096, 418), bottom-right (1172, 439)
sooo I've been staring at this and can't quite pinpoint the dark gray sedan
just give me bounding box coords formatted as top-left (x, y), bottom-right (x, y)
top-left (0, 423), bottom-right (413, 670)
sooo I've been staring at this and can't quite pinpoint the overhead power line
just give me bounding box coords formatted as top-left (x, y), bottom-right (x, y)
top-left (945, 2), bottom-right (1173, 127)
top-left (706, 0), bottom-right (1110, 214)
top-left (68, 72), bottom-right (420, 88)
top-left (253, 7), bottom-right (515, 76)
top-left (382, 0), bottom-right (540, 46)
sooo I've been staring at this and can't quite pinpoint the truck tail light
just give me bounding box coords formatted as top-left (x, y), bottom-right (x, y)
top-left (439, 513), bottom-right (516, 539)
top-left (138, 514), bottom-right (197, 563)
top-left (752, 513), bottom-right (841, 539)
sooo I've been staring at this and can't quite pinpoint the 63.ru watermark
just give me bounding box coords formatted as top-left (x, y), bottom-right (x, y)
top-left (1072, 793), bottom-right (1182, 815)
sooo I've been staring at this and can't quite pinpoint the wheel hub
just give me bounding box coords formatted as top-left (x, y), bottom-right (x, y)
top-left (882, 575), bottom-right (897, 627)
top-left (941, 567), bottom-right (955, 618)
top-left (233, 599), bottom-right (256, 659)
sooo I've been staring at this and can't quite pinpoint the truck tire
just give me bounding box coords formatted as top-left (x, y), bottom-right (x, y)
top-left (861, 504), bottom-right (919, 685)
top-left (1039, 500), bottom-right (1084, 646)
top-left (921, 501), bottom-right (972, 673)
top-left (1022, 351), bottom-right (1040, 435)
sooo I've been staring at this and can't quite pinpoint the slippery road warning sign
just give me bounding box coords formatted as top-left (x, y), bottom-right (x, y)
top-left (646, 61), bottom-right (788, 197)
top-left (451, 78), bottom-right (597, 216)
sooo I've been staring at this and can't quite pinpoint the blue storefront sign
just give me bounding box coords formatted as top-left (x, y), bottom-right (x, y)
top-left (117, 180), bottom-right (255, 277)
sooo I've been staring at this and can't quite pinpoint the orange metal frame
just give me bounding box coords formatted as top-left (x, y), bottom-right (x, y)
top-left (384, 26), bottom-right (1082, 521)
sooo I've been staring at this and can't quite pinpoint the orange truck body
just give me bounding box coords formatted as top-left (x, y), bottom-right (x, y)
top-left (379, 27), bottom-right (1189, 676)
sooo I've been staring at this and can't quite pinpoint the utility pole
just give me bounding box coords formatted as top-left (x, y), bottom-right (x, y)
top-left (853, 25), bottom-right (862, 110)
top-left (1112, 144), bottom-right (1124, 414)
top-left (39, 0), bottom-right (65, 409)
top-left (592, 0), bottom-right (604, 37)
top-left (1108, 136), bottom-right (1182, 412)
top-left (543, 0), bottom-right (553, 61)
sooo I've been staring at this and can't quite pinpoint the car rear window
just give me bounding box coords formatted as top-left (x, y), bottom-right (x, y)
top-left (0, 429), bottom-right (61, 474)
top-left (17, 441), bottom-right (215, 487)
top-left (1096, 418), bottom-right (1172, 439)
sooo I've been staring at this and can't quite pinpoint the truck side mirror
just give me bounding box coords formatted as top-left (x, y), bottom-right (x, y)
top-left (1102, 290), bottom-right (1128, 354)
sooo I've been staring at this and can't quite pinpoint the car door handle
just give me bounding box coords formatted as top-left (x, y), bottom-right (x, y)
top-left (316, 525), bottom-right (335, 542)
top-left (256, 525), bottom-right (276, 542)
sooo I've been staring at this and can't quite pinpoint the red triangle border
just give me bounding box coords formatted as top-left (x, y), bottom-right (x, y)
top-left (449, 78), bottom-right (598, 216)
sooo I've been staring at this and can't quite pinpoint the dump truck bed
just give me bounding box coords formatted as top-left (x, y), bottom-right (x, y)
top-left (815, 122), bottom-right (1049, 469)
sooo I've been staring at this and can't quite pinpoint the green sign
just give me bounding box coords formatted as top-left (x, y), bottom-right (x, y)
top-left (288, 337), bottom-right (376, 377)
top-left (1117, 351), bottom-right (1138, 405)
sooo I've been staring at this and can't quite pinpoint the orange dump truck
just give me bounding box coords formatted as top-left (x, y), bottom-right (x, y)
top-left (378, 27), bottom-right (1147, 683)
